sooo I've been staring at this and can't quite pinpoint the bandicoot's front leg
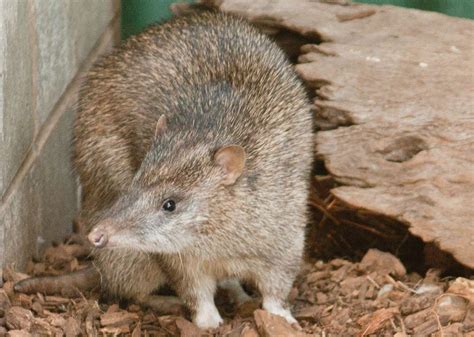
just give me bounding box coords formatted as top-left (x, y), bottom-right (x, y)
top-left (176, 272), bottom-right (223, 329)
top-left (14, 265), bottom-right (100, 297)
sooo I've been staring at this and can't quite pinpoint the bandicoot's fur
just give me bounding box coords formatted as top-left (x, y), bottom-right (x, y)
top-left (73, 11), bottom-right (312, 328)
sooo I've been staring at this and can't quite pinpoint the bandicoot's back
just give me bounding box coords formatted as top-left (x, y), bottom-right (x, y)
top-left (73, 11), bottom-right (313, 329)
top-left (73, 12), bottom-right (311, 221)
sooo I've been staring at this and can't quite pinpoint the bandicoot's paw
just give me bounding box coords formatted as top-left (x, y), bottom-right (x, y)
top-left (263, 297), bottom-right (298, 324)
top-left (194, 305), bottom-right (224, 329)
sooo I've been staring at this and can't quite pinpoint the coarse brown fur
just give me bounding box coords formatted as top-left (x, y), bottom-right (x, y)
top-left (73, 11), bottom-right (313, 327)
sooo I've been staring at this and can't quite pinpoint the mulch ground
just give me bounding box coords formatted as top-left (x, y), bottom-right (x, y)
top-left (0, 236), bottom-right (473, 337)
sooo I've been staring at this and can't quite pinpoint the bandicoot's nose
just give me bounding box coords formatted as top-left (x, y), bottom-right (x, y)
top-left (88, 228), bottom-right (108, 248)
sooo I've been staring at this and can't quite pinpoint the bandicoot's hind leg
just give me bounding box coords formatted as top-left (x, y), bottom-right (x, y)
top-left (15, 265), bottom-right (185, 315)
top-left (14, 265), bottom-right (100, 297)
top-left (218, 278), bottom-right (252, 305)
top-left (139, 295), bottom-right (184, 315)
top-left (138, 279), bottom-right (251, 316)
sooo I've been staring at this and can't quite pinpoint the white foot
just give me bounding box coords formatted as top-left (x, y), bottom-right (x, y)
top-left (218, 278), bottom-right (252, 305)
top-left (262, 297), bottom-right (297, 324)
top-left (193, 299), bottom-right (223, 329)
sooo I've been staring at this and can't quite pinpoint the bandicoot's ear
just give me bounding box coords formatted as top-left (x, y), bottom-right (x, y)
top-left (214, 145), bottom-right (246, 186)
top-left (154, 115), bottom-right (167, 138)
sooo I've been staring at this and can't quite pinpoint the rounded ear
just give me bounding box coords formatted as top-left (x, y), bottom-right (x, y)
top-left (154, 115), bottom-right (167, 138)
top-left (214, 145), bottom-right (246, 186)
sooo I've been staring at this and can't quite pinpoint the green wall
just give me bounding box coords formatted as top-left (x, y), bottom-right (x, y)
top-left (121, 0), bottom-right (191, 39)
top-left (356, 0), bottom-right (474, 20)
top-left (121, 0), bottom-right (473, 39)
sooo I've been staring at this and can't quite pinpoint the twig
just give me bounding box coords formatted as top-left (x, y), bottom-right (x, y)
top-left (366, 275), bottom-right (380, 289)
top-left (385, 274), bottom-right (417, 294)
top-left (309, 200), bottom-right (341, 225)
top-left (324, 194), bottom-right (334, 204)
top-left (432, 307), bottom-right (444, 337)
top-left (398, 315), bottom-right (407, 335)
top-left (340, 219), bottom-right (391, 239)
top-left (389, 318), bottom-right (397, 330)
top-left (326, 198), bottom-right (337, 210)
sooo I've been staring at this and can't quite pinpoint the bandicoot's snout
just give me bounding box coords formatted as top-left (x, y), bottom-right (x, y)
top-left (88, 227), bottom-right (109, 248)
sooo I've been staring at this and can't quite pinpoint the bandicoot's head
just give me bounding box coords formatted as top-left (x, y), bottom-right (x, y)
top-left (87, 122), bottom-right (246, 253)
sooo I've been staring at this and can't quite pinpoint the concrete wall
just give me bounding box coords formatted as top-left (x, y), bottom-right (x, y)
top-left (0, 0), bottom-right (120, 276)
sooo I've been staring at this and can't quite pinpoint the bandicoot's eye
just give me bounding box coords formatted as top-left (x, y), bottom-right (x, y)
top-left (162, 199), bottom-right (176, 212)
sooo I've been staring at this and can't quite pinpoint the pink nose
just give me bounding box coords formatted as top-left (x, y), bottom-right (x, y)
top-left (88, 228), bottom-right (108, 248)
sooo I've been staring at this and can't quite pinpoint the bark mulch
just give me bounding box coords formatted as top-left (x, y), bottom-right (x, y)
top-left (0, 238), bottom-right (473, 336)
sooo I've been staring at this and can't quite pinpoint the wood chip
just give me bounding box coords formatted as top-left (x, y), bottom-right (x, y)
top-left (128, 304), bottom-right (141, 313)
top-left (294, 305), bottom-right (321, 321)
top-left (254, 310), bottom-right (310, 337)
top-left (403, 307), bottom-right (433, 330)
top-left (175, 318), bottom-right (203, 337)
top-left (305, 271), bottom-right (330, 283)
top-left (5, 307), bottom-right (33, 331)
top-left (31, 317), bottom-right (60, 336)
top-left (357, 307), bottom-right (399, 336)
top-left (100, 325), bottom-right (131, 334)
top-left (13, 294), bottom-right (32, 308)
top-left (5, 330), bottom-right (32, 337)
top-left (30, 301), bottom-right (43, 315)
top-left (65, 317), bottom-right (82, 337)
top-left (85, 309), bottom-right (99, 337)
top-left (359, 249), bottom-right (406, 277)
top-left (131, 321), bottom-right (142, 337)
top-left (435, 294), bottom-right (469, 324)
top-left (105, 303), bottom-right (120, 314)
top-left (240, 325), bottom-right (260, 337)
top-left (100, 311), bottom-right (139, 327)
top-left (411, 317), bottom-right (439, 336)
top-left (447, 277), bottom-right (474, 303)
top-left (400, 293), bottom-right (436, 316)
top-left (44, 296), bottom-right (70, 305)
top-left (45, 312), bottom-right (67, 329)
top-left (2, 268), bottom-right (29, 283)
top-left (0, 289), bottom-right (11, 317)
